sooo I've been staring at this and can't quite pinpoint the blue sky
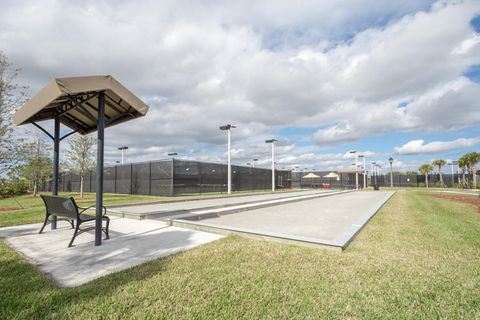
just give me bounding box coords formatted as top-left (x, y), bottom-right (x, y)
top-left (2, 0), bottom-right (480, 173)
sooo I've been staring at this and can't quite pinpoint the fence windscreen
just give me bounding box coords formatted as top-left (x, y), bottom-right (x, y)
top-left (173, 160), bottom-right (290, 195)
top-left (291, 171), bottom-right (366, 190)
top-left (40, 166), bottom-right (477, 194)
top-left (39, 159), bottom-right (291, 196)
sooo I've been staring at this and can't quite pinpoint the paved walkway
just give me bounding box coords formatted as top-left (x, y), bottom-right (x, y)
top-left (1, 218), bottom-right (223, 287)
top-left (111, 190), bottom-right (333, 219)
top-left (172, 191), bottom-right (395, 250)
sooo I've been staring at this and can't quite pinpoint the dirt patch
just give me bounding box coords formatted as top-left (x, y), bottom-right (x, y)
top-left (0, 207), bottom-right (23, 212)
top-left (431, 194), bottom-right (480, 212)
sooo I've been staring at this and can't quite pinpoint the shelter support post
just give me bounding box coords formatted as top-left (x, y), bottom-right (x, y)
top-left (51, 116), bottom-right (60, 229)
top-left (95, 92), bottom-right (105, 246)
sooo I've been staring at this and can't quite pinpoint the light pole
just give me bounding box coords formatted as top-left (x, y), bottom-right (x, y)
top-left (168, 153), bottom-right (177, 195)
top-left (359, 155), bottom-right (366, 189)
top-left (265, 139), bottom-right (278, 192)
top-left (220, 124), bottom-right (236, 194)
top-left (376, 164), bottom-right (382, 187)
top-left (370, 162), bottom-right (374, 187)
top-left (349, 150), bottom-right (358, 190)
top-left (118, 146), bottom-right (128, 164)
top-left (389, 157), bottom-right (394, 187)
top-left (450, 161), bottom-right (457, 187)
top-left (372, 162), bottom-right (378, 189)
top-left (252, 159), bottom-right (258, 191)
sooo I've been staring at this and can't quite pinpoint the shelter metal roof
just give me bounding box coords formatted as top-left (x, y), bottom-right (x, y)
top-left (12, 75), bottom-right (149, 135)
top-left (302, 173), bottom-right (321, 178)
top-left (323, 172), bottom-right (339, 178)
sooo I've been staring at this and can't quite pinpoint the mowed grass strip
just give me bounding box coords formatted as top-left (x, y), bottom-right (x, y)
top-left (0, 193), bottom-right (165, 227)
top-left (1, 190), bottom-right (479, 319)
top-left (0, 189), bottom-right (295, 228)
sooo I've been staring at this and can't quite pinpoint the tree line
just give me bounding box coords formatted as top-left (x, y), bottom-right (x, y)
top-left (418, 153), bottom-right (480, 189)
top-left (0, 51), bottom-right (96, 198)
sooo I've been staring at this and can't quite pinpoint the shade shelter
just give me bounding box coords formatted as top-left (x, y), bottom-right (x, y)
top-left (323, 172), bottom-right (339, 179)
top-left (302, 172), bottom-right (320, 188)
top-left (12, 75), bottom-right (149, 246)
top-left (302, 173), bottom-right (320, 179)
top-left (323, 172), bottom-right (339, 189)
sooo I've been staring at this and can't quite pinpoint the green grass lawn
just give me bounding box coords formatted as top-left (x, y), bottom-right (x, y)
top-left (0, 192), bottom-right (167, 228)
top-left (1, 190), bottom-right (479, 319)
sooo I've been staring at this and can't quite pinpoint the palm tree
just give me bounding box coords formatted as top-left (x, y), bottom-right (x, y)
top-left (466, 152), bottom-right (480, 189)
top-left (458, 155), bottom-right (470, 188)
top-left (419, 164), bottom-right (433, 188)
top-left (432, 159), bottom-right (446, 187)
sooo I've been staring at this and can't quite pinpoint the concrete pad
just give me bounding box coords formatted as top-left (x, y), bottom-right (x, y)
top-left (1, 218), bottom-right (223, 287)
top-left (111, 190), bottom-right (334, 219)
top-left (173, 191), bottom-right (395, 250)
top-left (165, 190), bottom-right (351, 221)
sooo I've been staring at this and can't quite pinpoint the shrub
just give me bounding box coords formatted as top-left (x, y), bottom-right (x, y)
top-left (0, 179), bottom-right (29, 198)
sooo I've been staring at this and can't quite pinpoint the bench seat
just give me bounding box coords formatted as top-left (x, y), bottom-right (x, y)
top-left (39, 195), bottom-right (110, 247)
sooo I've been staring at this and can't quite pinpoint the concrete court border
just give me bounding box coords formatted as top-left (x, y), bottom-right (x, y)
top-left (106, 188), bottom-right (310, 209)
top-left (166, 190), bottom-right (352, 221)
top-left (169, 191), bottom-right (396, 251)
top-left (109, 190), bottom-right (345, 220)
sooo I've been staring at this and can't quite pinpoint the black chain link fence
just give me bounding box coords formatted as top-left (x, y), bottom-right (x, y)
top-left (291, 171), bottom-right (366, 190)
top-left (291, 172), bottom-right (477, 189)
top-left (40, 163), bottom-right (478, 195)
top-left (40, 159), bottom-right (292, 196)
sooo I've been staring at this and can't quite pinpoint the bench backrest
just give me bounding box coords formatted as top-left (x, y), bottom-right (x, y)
top-left (41, 195), bottom-right (79, 220)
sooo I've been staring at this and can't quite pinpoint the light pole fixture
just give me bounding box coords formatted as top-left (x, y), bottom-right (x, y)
top-left (349, 150), bottom-right (358, 190)
top-left (389, 157), bottom-right (394, 188)
top-left (253, 158), bottom-right (258, 168)
top-left (359, 155), bottom-right (366, 189)
top-left (118, 146), bottom-right (128, 164)
top-left (265, 139), bottom-right (278, 192)
top-left (220, 124), bottom-right (236, 194)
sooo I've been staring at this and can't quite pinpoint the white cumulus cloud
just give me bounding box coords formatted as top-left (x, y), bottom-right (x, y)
top-left (2, 0), bottom-right (480, 163)
top-left (394, 138), bottom-right (480, 155)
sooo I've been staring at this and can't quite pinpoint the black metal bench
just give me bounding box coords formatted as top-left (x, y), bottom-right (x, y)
top-left (39, 195), bottom-right (110, 247)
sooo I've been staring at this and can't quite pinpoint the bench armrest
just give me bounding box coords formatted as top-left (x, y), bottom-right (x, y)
top-left (78, 205), bottom-right (107, 216)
